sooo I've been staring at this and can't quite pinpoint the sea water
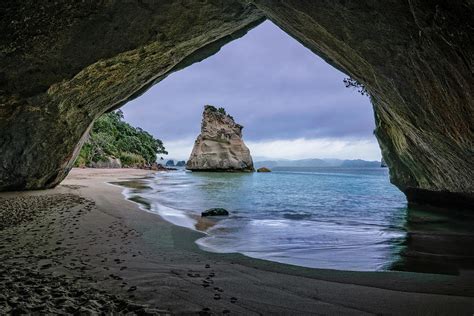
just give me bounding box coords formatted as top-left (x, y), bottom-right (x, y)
top-left (124, 167), bottom-right (408, 271)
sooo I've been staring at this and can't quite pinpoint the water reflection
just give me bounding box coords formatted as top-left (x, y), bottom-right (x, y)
top-left (113, 172), bottom-right (474, 275)
top-left (391, 205), bottom-right (474, 274)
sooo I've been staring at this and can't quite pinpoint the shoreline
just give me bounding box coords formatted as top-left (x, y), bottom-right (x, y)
top-left (1, 168), bottom-right (473, 314)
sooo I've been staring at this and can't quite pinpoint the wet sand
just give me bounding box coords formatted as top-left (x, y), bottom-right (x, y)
top-left (0, 168), bottom-right (473, 315)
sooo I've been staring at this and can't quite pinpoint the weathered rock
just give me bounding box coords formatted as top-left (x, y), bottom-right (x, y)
top-left (1, 1), bottom-right (473, 210)
top-left (0, 1), bottom-right (264, 190)
top-left (186, 106), bottom-right (254, 172)
top-left (251, 0), bottom-right (473, 210)
top-left (88, 157), bottom-right (121, 169)
top-left (201, 208), bottom-right (229, 217)
top-left (175, 161), bottom-right (186, 167)
top-left (149, 163), bottom-right (174, 171)
top-left (257, 167), bottom-right (271, 173)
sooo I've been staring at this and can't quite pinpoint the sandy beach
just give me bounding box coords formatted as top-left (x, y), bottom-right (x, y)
top-left (1, 168), bottom-right (473, 315)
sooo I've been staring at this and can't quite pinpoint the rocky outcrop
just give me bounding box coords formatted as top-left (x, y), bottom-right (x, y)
top-left (251, 1), bottom-right (473, 210)
top-left (257, 167), bottom-right (271, 173)
top-left (0, 1), bottom-right (264, 190)
top-left (175, 161), bottom-right (186, 167)
top-left (1, 1), bottom-right (473, 210)
top-left (88, 157), bottom-right (121, 169)
top-left (201, 208), bottom-right (229, 217)
top-left (186, 106), bottom-right (254, 172)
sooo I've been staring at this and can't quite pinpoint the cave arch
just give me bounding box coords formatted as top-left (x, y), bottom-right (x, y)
top-left (1, 1), bottom-right (472, 210)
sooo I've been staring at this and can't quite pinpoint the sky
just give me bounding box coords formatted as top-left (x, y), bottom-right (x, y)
top-left (122, 21), bottom-right (380, 161)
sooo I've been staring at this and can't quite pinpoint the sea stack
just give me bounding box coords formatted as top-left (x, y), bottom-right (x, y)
top-left (186, 105), bottom-right (254, 172)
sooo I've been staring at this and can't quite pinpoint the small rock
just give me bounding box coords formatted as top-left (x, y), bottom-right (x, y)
top-left (201, 208), bottom-right (229, 217)
top-left (257, 167), bottom-right (271, 172)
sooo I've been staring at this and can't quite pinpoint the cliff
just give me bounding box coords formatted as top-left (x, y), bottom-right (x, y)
top-left (1, 1), bottom-right (472, 210)
top-left (186, 106), bottom-right (254, 172)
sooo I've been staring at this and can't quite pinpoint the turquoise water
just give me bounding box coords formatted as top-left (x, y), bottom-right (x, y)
top-left (124, 167), bottom-right (408, 271)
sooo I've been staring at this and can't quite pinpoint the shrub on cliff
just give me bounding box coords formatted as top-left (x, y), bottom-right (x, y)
top-left (204, 104), bottom-right (234, 121)
top-left (75, 110), bottom-right (167, 167)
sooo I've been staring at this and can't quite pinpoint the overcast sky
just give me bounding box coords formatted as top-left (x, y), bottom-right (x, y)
top-left (122, 21), bottom-right (380, 161)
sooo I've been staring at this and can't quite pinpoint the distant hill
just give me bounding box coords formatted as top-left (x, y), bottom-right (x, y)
top-left (254, 158), bottom-right (382, 169)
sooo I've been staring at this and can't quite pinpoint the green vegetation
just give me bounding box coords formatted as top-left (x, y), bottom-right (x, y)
top-left (205, 105), bottom-right (234, 120)
top-left (343, 77), bottom-right (369, 96)
top-left (75, 110), bottom-right (167, 167)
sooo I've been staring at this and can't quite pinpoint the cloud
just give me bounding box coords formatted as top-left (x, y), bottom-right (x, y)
top-left (163, 137), bottom-right (381, 161)
top-left (159, 138), bottom-right (195, 161)
top-left (124, 21), bottom-right (380, 159)
top-left (122, 20), bottom-right (377, 160)
top-left (247, 138), bottom-right (381, 161)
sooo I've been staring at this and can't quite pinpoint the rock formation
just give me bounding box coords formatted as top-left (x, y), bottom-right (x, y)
top-left (1, 1), bottom-right (472, 210)
top-left (89, 157), bottom-right (121, 169)
top-left (0, 1), bottom-right (264, 191)
top-left (251, 0), bottom-right (473, 210)
top-left (201, 208), bottom-right (229, 217)
top-left (175, 161), bottom-right (186, 167)
top-left (186, 106), bottom-right (254, 172)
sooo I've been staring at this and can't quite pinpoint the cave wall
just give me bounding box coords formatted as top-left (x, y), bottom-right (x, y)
top-left (1, 1), bottom-right (472, 209)
top-left (0, 0), bottom-right (264, 190)
top-left (251, 0), bottom-right (473, 209)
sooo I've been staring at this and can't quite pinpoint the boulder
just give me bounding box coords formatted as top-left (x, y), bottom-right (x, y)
top-left (88, 157), bottom-right (121, 169)
top-left (257, 167), bottom-right (271, 172)
top-left (201, 208), bottom-right (229, 217)
top-left (186, 106), bottom-right (254, 172)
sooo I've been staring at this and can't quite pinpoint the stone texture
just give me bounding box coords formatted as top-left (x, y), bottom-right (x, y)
top-left (0, 0), bottom-right (264, 190)
top-left (251, 0), bottom-right (473, 209)
top-left (1, 0), bottom-right (472, 210)
top-left (186, 106), bottom-right (254, 172)
top-left (89, 157), bottom-right (121, 169)
top-left (201, 208), bottom-right (229, 217)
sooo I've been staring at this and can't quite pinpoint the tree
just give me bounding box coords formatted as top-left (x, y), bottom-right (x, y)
top-left (75, 110), bottom-right (167, 167)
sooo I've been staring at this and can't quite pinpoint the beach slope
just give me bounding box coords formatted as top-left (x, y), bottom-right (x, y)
top-left (0, 168), bottom-right (473, 314)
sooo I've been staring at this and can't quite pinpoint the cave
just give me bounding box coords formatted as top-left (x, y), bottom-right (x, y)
top-left (1, 1), bottom-right (473, 211)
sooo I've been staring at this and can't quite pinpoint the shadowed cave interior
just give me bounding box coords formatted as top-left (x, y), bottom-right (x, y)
top-left (1, 1), bottom-right (474, 314)
top-left (1, 1), bottom-right (472, 212)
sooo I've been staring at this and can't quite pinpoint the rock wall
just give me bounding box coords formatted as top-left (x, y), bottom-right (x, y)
top-left (0, 0), bottom-right (264, 190)
top-left (251, 0), bottom-right (473, 209)
top-left (1, 1), bottom-right (472, 209)
top-left (186, 106), bottom-right (254, 172)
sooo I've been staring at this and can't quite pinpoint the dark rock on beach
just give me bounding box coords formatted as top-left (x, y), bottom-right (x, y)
top-left (149, 163), bottom-right (176, 171)
top-left (201, 208), bottom-right (229, 217)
